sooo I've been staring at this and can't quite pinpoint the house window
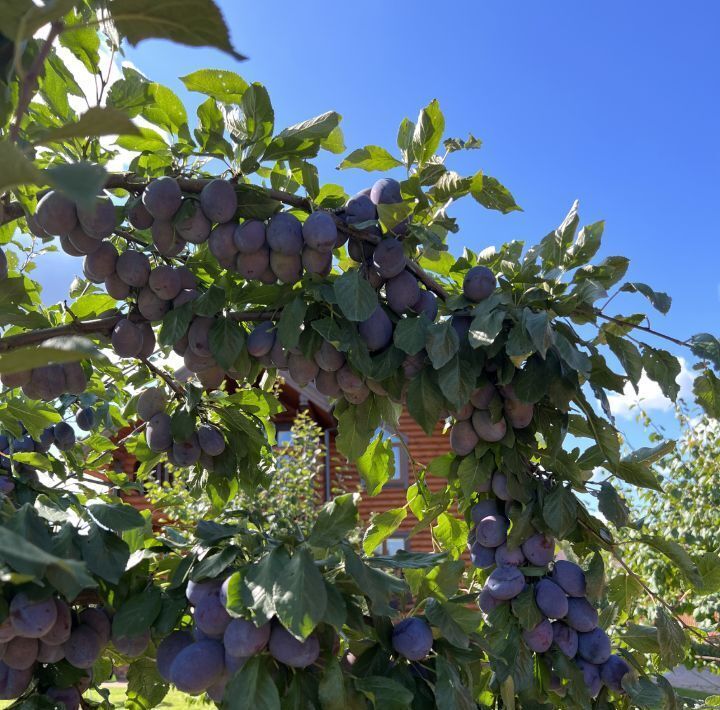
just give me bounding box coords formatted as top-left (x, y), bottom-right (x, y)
top-left (275, 424), bottom-right (293, 447)
top-left (375, 534), bottom-right (410, 555)
top-left (375, 426), bottom-right (409, 488)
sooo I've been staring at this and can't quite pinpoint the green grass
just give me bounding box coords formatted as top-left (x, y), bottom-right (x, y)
top-left (0, 684), bottom-right (204, 708)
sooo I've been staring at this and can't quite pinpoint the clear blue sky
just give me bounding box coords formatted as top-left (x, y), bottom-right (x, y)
top-left (38, 1), bottom-right (720, 442)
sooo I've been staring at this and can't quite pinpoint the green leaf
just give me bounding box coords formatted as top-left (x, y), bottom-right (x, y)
top-left (355, 676), bottom-right (414, 710)
top-left (192, 284), bottom-right (226, 316)
top-left (406, 369), bottom-right (444, 435)
top-left (88, 503), bottom-right (145, 532)
top-left (308, 493), bottom-right (360, 548)
top-left (640, 536), bottom-right (703, 588)
top-left (0, 141), bottom-right (42, 193)
top-left (393, 316), bottom-right (428, 356)
top-left (597, 481), bottom-right (630, 527)
top-left (542, 484), bottom-right (578, 538)
top-left (318, 658), bottom-right (346, 710)
top-left (356, 435), bottom-right (394, 496)
top-left (273, 547), bottom-right (327, 639)
top-left (277, 298), bottom-right (307, 350)
top-left (34, 107), bottom-right (139, 145)
top-left (622, 676), bottom-right (665, 709)
top-left (333, 269), bottom-right (378, 322)
top-left (45, 162), bottom-right (107, 210)
top-left (126, 657), bottom-right (169, 710)
top-left (412, 99), bottom-right (445, 166)
top-left (472, 175), bottom-right (521, 214)
top-left (437, 355), bottom-right (476, 410)
top-left (339, 146), bottom-right (402, 171)
top-left (510, 586), bottom-right (543, 630)
top-left (694, 369), bottom-right (720, 418)
top-left (434, 656), bottom-right (476, 710)
top-left (605, 332), bottom-right (642, 389)
top-left (264, 111), bottom-right (342, 162)
top-left (688, 333), bottom-right (720, 369)
top-left (209, 317), bottom-right (245, 370)
top-left (80, 524), bottom-right (130, 584)
top-left (522, 309), bottom-right (553, 359)
top-left (108, 0), bottom-right (246, 60)
top-left (425, 320), bottom-right (459, 369)
top-left (112, 587), bottom-right (163, 638)
top-left (158, 303), bottom-right (193, 347)
top-left (180, 69), bottom-right (248, 103)
top-left (226, 656), bottom-right (280, 710)
top-left (363, 508), bottom-right (407, 555)
top-left (642, 345), bottom-right (681, 401)
top-left (457, 453), bottom-right (494, 500)
top-left (469, 305), bottom-right (505, 348)
top-left (0, 335), bottom-right (105, 375)
top-left (59, 12), bottom-right (100, 74)
top-left (655, 607), bottom-right (686, 666)
top-left (620, 282), bottom-right (672, 314)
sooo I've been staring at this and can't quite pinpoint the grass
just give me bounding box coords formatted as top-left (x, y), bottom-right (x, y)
top-left (0, 684), bottom-right (205, 708)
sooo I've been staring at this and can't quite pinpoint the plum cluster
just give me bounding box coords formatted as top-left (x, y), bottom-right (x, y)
top-left (0, 594), bottom-right (116, 705)
top-left (138, 387), bottom-right (226, 469)
top-left (470, 474), bottom-right (630, 698)
top-left (156, 577), bottom-right (321, 703)
top-left (138, 177), bottom-right (340, 284)
top-left (450, 381), bottom-right (534, 455)
top-left (0, 361), bottom-right (87, 402)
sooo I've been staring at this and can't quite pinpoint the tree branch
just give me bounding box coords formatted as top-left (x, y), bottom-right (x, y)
top-left (592, 311), bottom-right (690, 349)
top-left (9, 22), bottom-right (63, 142)
top-left (0, 310), bottom-right (278, 353)
top-left (1, 172), bottom-right (449, 301)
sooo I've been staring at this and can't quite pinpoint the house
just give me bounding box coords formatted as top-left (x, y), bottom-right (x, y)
top-left (101, 378), bottom-right (451, 553)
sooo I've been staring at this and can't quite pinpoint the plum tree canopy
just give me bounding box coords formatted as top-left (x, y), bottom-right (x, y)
top-left (0, 2), bottom-right (719, 708)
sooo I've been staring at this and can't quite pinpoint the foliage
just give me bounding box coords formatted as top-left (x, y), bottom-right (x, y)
top-left (0, 2), bottom-right (717, 708)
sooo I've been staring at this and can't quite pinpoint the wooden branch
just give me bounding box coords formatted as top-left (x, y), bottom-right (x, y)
top-left (1, 172), bottom-right (449, 301)
top-left (0, 310), bottom-right (278, 354)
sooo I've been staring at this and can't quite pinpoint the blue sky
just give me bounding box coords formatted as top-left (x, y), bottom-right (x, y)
top-left (35, 1), bottom-right (720, 444)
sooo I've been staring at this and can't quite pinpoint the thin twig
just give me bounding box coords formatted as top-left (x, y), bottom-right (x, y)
top-left (592, 311), bottom-right (690, 349)
top-left (9, 22), bottom-right (63, 142)
top-left (141, 358), bottom-right (184, 400)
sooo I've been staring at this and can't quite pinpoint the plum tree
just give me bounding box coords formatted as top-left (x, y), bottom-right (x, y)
top-left (270, 251), bottom-right (302, 283)
top-left (46, 686), bottom-right (81, 710)
top-left (76, 407), bottom-right (95, 431)
top-left (112, 630), bottom-right (150, 658)
top-left (53, 422), bottom-right (76, 451)
top-left (552, 621), bottom-right (578, 658)
top-left (146, 412), bottom-right (173, 452)
top-left (35, 191), bottom-right (77, 236)
top-left (77, 195), bottom-right (116, 239)
top-left (302, 246), bottom-right (332, 276)
top-left (550, 560), bottom-right (586, 597)
top-left (63, 625), bottom-right (102, 668)
top-left (475, 514), bottom-right (508, 548)
top-left (137, 387), bottom-right (166, 421)
top-left (471, 410), bottom-right (507, 443)
top-left (522, 618), bottom-right (553, 653)
top-left (142, 176), bottom-right (182, 220)
top-left (267, 212), bottom-right (303, 255)
top-left (116, 249), bottom-right (151, 288)
top-left (224, 619), bottom-right (270, 657)
top-left (198, 425), bottom-right (225, 456)
top-left (576, 659), bottom-right (602, 698)
top-left (112, 318), bottom-right (144, 358)
top-left (247, 322), bottom-right (276, 357)
top-left (564, 597), bottom-right (599, 633)
top-left (148, 265), bottom-right (182, 300)
top-left (314, 341), bottom-right (345, 372)
top-left (268, 626), bottom-right (320, 668)
top-left (9, 594), bottom-right (57, 638)
top-left (485, 565), bottom-right (525, 600)
top-left (169, 639), bottom-right (225, 694)
top-left (391, 617), bottom-right (433, 661)
top-left (521, 533), bottom-right (555, 566)
top-left (600, 654), bottom-right (631, 693)
top-left (370, 177), bottom-right (402, 205)
top-left (463, 265), bottom-right (496, 302)
top-left (534, 579), bottom-right (568, 619)
top-left (385, 271), bottom-right (420, 314)
top-left (302, 211), bottom-right (337, 252)
top-left (200, 179), bottom-right (238, 224)
top-left (373, 237), bottom-right (405, 279)
top-left (358, 306), bottom-right (393, 352)
top-left (495, 543), bottom-right (525, 567)
top-left (156, 630), bottom-right (194, 682)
